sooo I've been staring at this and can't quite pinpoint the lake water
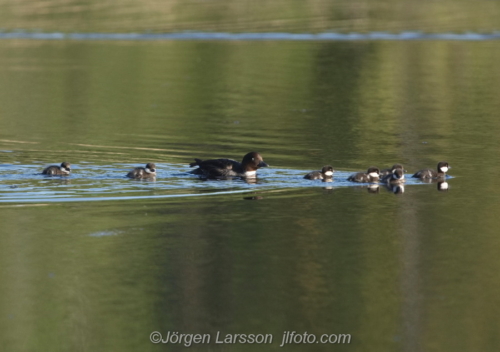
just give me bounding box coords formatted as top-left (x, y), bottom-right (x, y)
top-left (1, 37), bottom-right (500, 352)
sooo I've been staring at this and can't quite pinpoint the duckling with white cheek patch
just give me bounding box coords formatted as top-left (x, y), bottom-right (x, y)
top-left (127, 163), bottom-right (157, 178)
top-left (381, 168), bottom-right (405, 184)
top-left (380, 164), bottom-right (406, 177)
top-left (42, 162), bottom-right (71, 176)
top-left (412, 161), bottom-right (450, 179)
top-left (304, 165), bottom-right (334, 180)
top-left (347, 167), bottom-right (380, 183)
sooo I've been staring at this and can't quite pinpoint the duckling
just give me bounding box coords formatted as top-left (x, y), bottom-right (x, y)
top-left (127, 163), bottom-right (157, 178)
top-left (304, 165), bottom-right (334, 180)
top-left (42, 162), bottom-right (71, 176)
top-left (412, 161), bottom-right (450, 179)
top-left (380, 164), bottom-right (406, 177)
top-left (381, 168), bottom-right (405, 184)
top-left (347, 167), bottom-right (380, 183)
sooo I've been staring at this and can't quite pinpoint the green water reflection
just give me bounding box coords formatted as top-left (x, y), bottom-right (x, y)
top-left (1, 39), bottom-right (500, 352)
top-left (1, 0), bottom-right (500, 34)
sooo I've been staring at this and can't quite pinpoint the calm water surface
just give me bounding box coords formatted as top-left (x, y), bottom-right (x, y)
top-left (1, 39), bottom-right (500, 352)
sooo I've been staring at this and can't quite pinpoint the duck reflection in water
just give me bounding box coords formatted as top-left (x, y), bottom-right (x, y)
top-left (243, 195), bottom-right (264, 200)
top-left (367, 184), bottom-right (380, 194)
top-left (437, 181), bottom-right (449, 192)
top-left (416, 177), bottom-right (450, 191)
top-left (353, 185), bottom-right (379, 193)
top-left (385, 184), bottom-right (405, 194)
top-left (321, 177), bottom-right (335, 190)
top-left (243, 177), bottom-right (259, 185)
top-left (129, 176), bottom-right (156, 182)
top-left (45, 178), bottom-right (72, 185)
top-left (194, 175), bottom-right (261, 184)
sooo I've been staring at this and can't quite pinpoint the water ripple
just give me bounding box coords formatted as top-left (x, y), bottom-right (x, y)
top-left (0, 163), bottom-right (446, 203)
top-left (0, 31), bottom-right (499, 41)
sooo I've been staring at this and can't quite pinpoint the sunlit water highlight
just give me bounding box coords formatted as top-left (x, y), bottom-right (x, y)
top-left (0, 31), bottom-right (499, 41)
top-left (0, 161), bottom-right (448, 203)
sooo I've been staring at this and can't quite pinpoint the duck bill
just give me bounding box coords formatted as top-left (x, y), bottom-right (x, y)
top-left (258, 161), bottom-right (269, 168)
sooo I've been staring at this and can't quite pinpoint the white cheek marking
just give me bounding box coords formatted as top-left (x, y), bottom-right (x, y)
top-left (62, 169), bottom-right (70, 174)
top-left (145, 168), bottom-right (154, 173)
top-left (245, 170), bottom-right (257, 177)
top-left (440, 166), bottom-right (449, 173)
top-left (324, 171), bottom-right (334, 176)
top-left (369, 172), bottom-right (379, 178)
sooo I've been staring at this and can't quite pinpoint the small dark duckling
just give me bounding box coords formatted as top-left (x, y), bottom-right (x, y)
top-left (42, 162), bottom-right (71, 176)
top-left (347, 167), bottom-right (380, 183)
top-left (304, 165), bottom-right (334, 180)
top-left (189, 152), bottom-right (268, 178)
top-left (381, 168), bottom-right (405, 184)
top-left (412, 161), bottom-right (450, 179)
top-left (127, 163), bottom-right (157, 178)
top-left (380, 164), bottom-right (406, 177)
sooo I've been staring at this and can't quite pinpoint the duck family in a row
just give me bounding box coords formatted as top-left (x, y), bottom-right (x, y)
top-left (307, 161), bottom-right (451, 184)
top-left (40, 152), bottom-right (451, 183)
